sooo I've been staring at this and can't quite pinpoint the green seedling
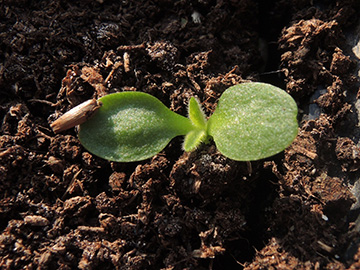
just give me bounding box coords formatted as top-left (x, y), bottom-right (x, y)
top-left (78, 82), bottom-right (298, 162)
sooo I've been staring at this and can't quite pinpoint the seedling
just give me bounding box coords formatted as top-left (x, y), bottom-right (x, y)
top-left (55, 82), bottom-right (298, 162)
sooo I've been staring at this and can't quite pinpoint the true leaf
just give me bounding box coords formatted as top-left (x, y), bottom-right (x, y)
top-left (207, 82), bottom-right (298, 161)
top-left (188, 97), bottom-right (207, 130)
top-left (183, 97), bottom-right (208, 151)
top-left (79, 92), bottom-right (194, 162)
top-left (183, 129), bottom-right (207, 152)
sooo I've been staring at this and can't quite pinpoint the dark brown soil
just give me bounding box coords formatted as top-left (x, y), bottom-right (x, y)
top-left (2, 0), bottom-right (360, 269)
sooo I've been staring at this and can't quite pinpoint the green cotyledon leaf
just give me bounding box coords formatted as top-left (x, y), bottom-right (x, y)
top-left (207, 82), bottom-right (298, 161)
top-left (79, 92), bottom-right (194, 162)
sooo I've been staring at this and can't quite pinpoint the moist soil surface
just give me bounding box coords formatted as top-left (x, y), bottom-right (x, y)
top-left (2, 1), bottom-right (360, 269)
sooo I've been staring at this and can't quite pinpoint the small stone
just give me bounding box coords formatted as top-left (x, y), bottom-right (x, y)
top-left (24, 215), bottom-right (50, 226)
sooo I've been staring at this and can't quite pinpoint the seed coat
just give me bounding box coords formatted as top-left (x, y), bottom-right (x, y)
top-left (51, 99), bottom-right (102, 133)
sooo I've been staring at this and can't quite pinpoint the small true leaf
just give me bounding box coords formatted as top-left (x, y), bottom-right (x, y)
top-left (208, 82), bottom-right (298, 161)
top-left (79, 92), bottom-right (193, 162)
top-left (183, 129), bottom-right (207, 152)
top-left (183, 97), bottom-right (208, 151)
top-left (188, 97), bottom-right (207, 130)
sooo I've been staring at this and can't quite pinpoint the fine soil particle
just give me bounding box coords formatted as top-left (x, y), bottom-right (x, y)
top-left (2, 1), bottom-right (360, 269)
